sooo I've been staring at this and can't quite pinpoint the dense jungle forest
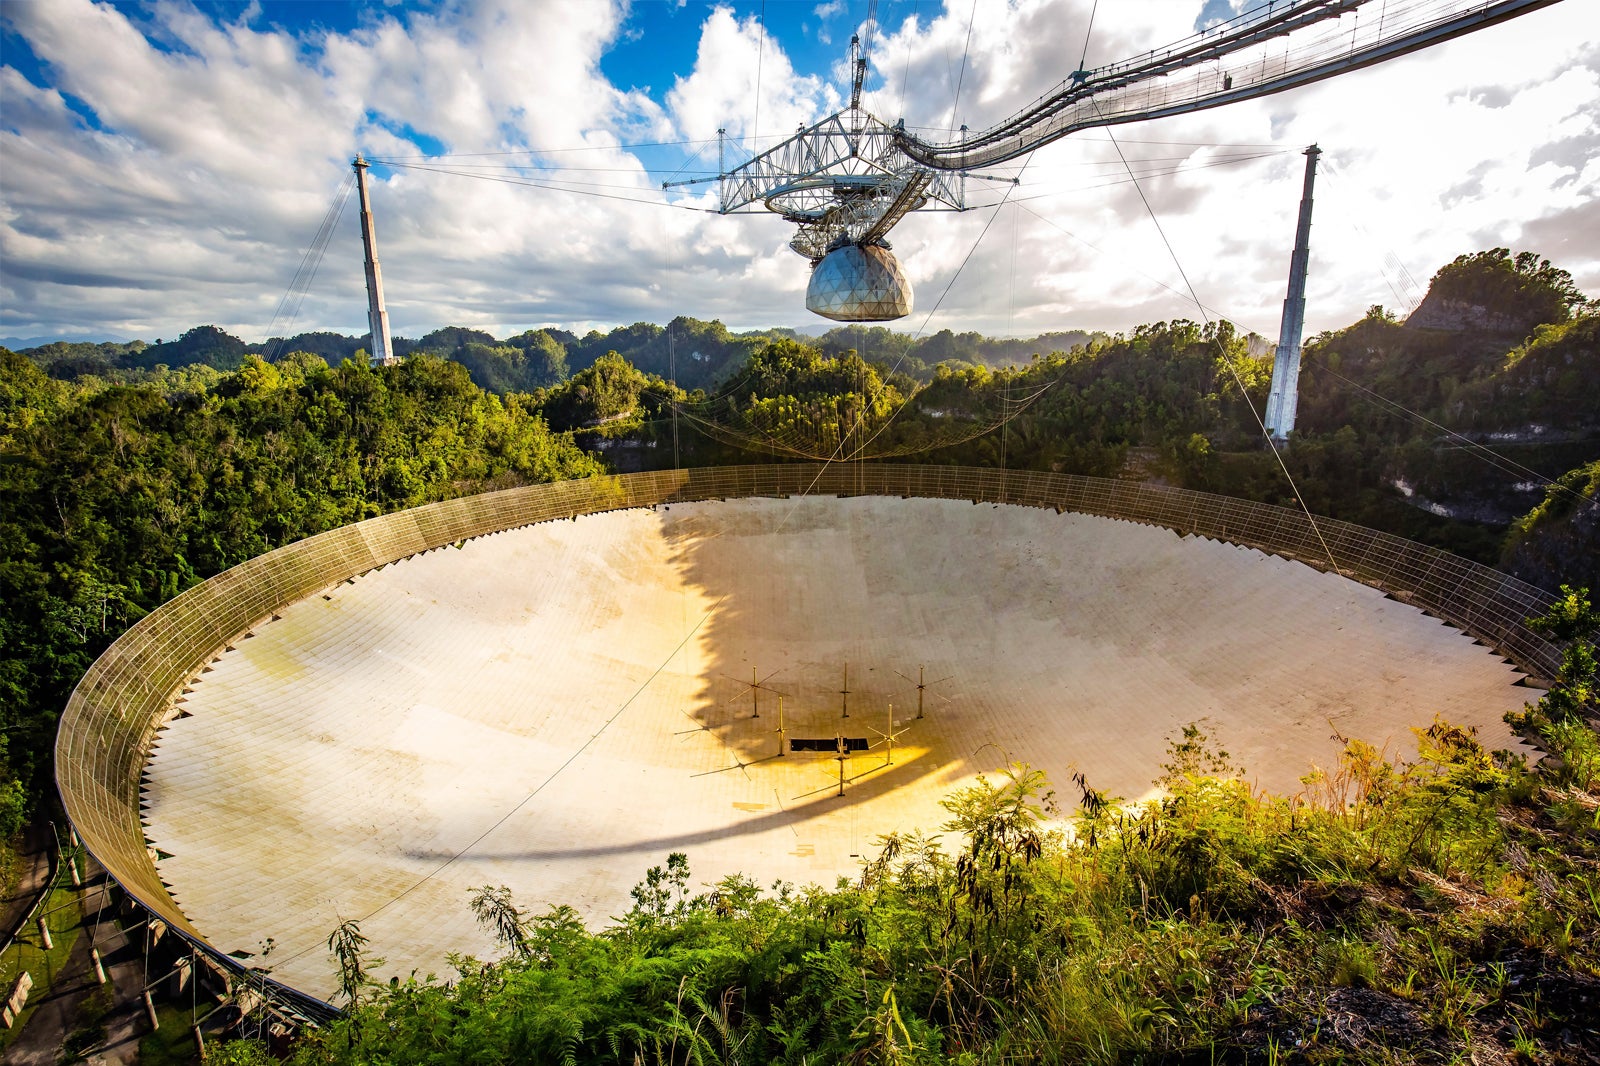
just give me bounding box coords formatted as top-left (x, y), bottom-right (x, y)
top-left (2, 247), bottom-right (1597, 1062)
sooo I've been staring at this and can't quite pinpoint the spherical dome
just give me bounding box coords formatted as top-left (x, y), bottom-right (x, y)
top-left (805, 243), bottom-right (913, 322)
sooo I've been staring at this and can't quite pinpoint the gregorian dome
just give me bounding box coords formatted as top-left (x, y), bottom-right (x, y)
top-left (805, 242), bottom-right (913, 322)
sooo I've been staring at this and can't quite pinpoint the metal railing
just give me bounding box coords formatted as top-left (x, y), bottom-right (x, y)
top-left (897, 0), bottom-right (1557, 170)
top-left (55, 464), bottom-right (1563, 1003)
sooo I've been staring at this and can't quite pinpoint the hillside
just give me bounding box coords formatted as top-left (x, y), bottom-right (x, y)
top-left (1405, 249), bottom-right (1593, 334)
top-left (17, 319), bottom-right (1111, 395)
top-left (3, 249), bottom-right (1598, 1063)
top-left (0, 350), bottom-right (599, 814)
top-left (16, 251), bottom-right (1598, 576)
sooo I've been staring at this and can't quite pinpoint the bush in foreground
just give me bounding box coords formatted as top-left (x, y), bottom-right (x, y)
top-left (238, 598), bottom-right (1600, 1064)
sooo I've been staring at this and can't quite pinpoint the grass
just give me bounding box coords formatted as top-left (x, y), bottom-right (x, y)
top-left (138, 1002), bottom-right (204, 1066)
top-left (0, 851), bottom-right (86, 1053)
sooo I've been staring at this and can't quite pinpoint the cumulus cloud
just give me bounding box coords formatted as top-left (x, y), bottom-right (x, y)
top-left (814, 0), bottom-right (845, 45)
top-left (0, 0), bottom-right (1595, 345)
top-left (859, 0), bottom-right (1599, 338)
top-left (667, 6), bottom-right (839, 149)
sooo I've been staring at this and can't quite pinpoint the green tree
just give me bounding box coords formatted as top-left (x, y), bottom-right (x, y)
top-left (1426, 248), bottom-right (1590, 327)
top-left (469, 884), bottom-right (530, 959)
top-left (327, 918), bottom-right (378, 1008)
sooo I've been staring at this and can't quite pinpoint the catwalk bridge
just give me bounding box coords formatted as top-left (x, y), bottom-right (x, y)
top-left (667, 0), bottom-right (1558, 320)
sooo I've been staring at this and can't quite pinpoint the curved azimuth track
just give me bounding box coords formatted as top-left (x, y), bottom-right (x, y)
top-left (671, 0), bottom-right (1557, 321)
top-left (896, 0), bottom-right (1558, 171)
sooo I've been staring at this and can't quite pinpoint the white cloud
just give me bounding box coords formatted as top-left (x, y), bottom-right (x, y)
top-left (814, 0), bottom-right (846, 44)
top-left (859, 0), bottom-right (1599, 338)
top-left (666, 6), bottom-right (839, 151)
top-left (0, 0), bottom-right (1595, 345)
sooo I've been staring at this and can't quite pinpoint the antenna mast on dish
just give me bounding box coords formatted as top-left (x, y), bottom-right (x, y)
top-left (353, 156), bottom-right (397, 367)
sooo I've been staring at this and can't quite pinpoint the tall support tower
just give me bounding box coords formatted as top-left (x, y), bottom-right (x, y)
top-left (353, 156), bottom-right (396, 367)
top-left (1264, 144), bottom-right (1321, 443)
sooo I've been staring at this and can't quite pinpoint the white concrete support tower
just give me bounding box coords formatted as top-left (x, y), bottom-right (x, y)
top-left (353, 156), bottom-right (396, 367)
top-left (1265, 144), bottom-right (1321, 444)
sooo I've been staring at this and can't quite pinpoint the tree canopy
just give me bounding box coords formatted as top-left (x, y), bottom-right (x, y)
top-left (0, 351), bottom-right (598, 809)
top-left (1419, 248), bottom-right (1593, 330)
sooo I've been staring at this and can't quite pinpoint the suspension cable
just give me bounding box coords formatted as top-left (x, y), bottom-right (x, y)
top-left (1318, 158), bottom-right (1426, 315)
top-left (751, 1), bottom-right (767, 157)
top-left (898, 0), bottom-right (918, 120)
top-left (947, 0), bottom-right (978, 135)
top-left (374, 138), bottom-right (714, 160)
top-left (1093, 105), bottom-right (1340, 572)
top-left (263, 174), bottom-right (355, 362)
top-left (1077, 0), bottom-right (1100, 72)
top-left (368, 159), bottom-right (716, 212)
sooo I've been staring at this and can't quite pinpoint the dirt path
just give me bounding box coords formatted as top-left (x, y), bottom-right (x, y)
top-left (5, 857), bottom-right (149, 1066)
top-left (1, 824), bottom-right (54, 949)
top-left (4, 921), bottom-right (97, 1066)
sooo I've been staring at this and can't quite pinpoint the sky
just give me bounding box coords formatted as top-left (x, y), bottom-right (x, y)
top-left (1, 0), bottom-right (1595, 347)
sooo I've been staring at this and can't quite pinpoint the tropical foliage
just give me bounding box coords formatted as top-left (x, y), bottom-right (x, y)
top-left (0, 350), bottom-right (599, 823)
top-left (1423, 248), bottom-right (1594, 330)
top-left (1502, 461), bottom-right (1600, 591)
top-left (258, 615), bottom-right (1600, 1063)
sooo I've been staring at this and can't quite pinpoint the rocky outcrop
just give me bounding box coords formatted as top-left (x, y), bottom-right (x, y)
top-left (1405, 248), bottom-right (1583, 335)
top-left (1404, 294), bottom-right (1538, 334)
top-left (1502, 463), bottom-right (1600, 592)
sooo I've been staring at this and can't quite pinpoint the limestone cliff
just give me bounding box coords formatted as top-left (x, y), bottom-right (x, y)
top-left (1405, 294), bottom-right (1540, 334)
